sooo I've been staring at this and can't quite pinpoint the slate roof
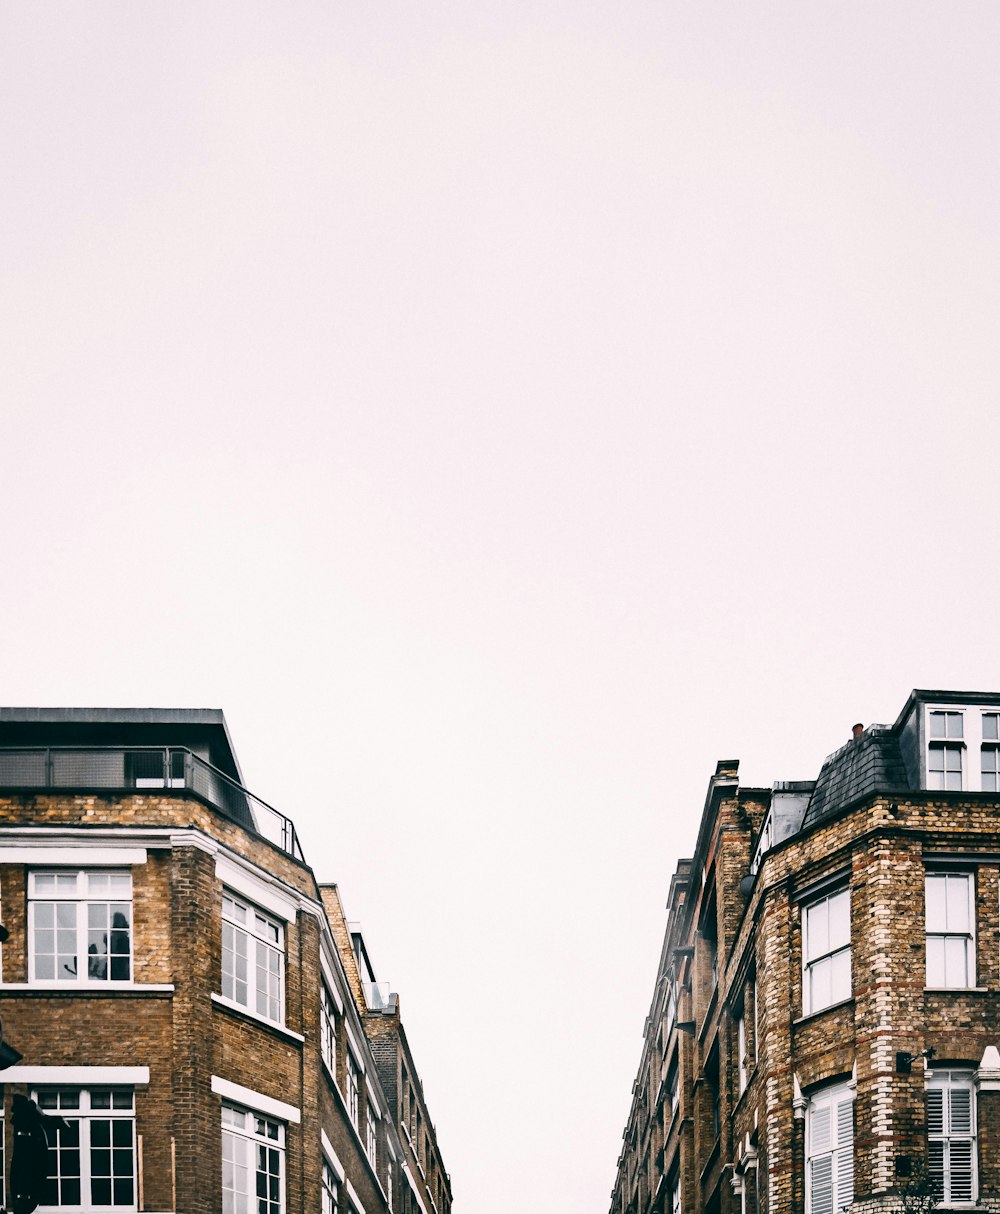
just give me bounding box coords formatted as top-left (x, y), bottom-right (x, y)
top-left (802, 725), bottom-right (910, 829)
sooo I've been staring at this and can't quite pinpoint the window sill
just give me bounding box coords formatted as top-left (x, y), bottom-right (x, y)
top-left (925, 987), bottom-right (988, 994)
top-left (2, 982), bottom-right (174, 994)
top-left (792, 997), bottom-right (854, 1027)
top-left (210, 993), bottom-right (305, 1043)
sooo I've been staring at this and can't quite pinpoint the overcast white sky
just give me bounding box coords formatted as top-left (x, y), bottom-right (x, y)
top-left (3, 3), bottom-right (1000, 1211)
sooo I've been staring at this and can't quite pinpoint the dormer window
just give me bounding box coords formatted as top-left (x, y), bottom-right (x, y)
top-left (925, 706), bottom-right (1000, 793)
top-left (928, 711), bottom-right (964, 790)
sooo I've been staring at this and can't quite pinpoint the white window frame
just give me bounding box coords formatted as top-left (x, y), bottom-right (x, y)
top-left (28, 871), bottom-right (133, 986)
top-left (805, 1080), bottom-right (854, 1214)
top-left (33, 1086), bottom-right (137, 1212)
top-left (925, 706), bottom-right (1000, 793)
top-left (925, 871), bottom-right (976, 988)
top-left (221, 891), bottom-right (285, 1025)
top-left (221, 1100), bottom-right (285, 1214)
top-left (737, 1009), bottom-right (749, 1093)
top-left (365, 1104), bottom-right (378, 1169)
top-left (321, 984), bottom-right (337, 1076)
top-left (346, 1053), bottom-right (361, 1131)
top-left (322, 1159), bottom-right (340, 1214)
top-left (668, 1166), bottom-right (681, 1214)
top-left (925, 1070), bottom-right (977, 1205)
top-left (669, 1059), bottom-right (680, 1122)
top-left (802, 888), bottom-right (851, 1015)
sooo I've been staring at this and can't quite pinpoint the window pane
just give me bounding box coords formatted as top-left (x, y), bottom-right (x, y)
top-left (827, 891), bottom-right (850, 951)
top-left (943, 936), bottom-right (970, 986)
top-left (984, 714), bottom-right (999, 740)
top-left (925, 877), bottom-right (947, 932)
top-left (945, 875), bottom-right (971, 931)
top-left (805, 900), bottom-right (829, 962)
top-left (930, 712), bottom-right (946, 738)
top-left (830, 948), bottom-right (851, 1003)
top-left (926, 936), bottom-right (945, 986)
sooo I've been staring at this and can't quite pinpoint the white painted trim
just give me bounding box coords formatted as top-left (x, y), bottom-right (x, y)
top-left (216, 854), bottom-right (299, 922)
top-left (321, 1129), bottom-right (346, 1181)
top-left (365, 1075), bottom-right (381, 1114)
top-left (320, 953), bottom-right (344, 1013)
top-left (403, 1163), bottom-right (430, 1214)
top-left (210, 1076), bottom-right (301, 1124)
top-left (345, 1023), bottom-right (365, 1067)
top-left (346, 1178), bottom-right (366, 1214)
top-left (1, 982), bottom-right (174, 993)
top-left (210, 993), bottom-right (305, 1043)
top-left (5, 1065), bottom-right (150, 1084)
top-left (0, 846), bottom-right (147, 865)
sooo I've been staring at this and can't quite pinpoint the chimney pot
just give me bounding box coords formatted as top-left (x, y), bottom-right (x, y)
top-left (852, 723), bottom-right (864, 740)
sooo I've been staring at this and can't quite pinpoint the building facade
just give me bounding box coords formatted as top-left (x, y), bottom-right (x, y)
top-left (0, 708), bottom-right (451, 1214)
top-left (611, 690), bottom-right (1000, 1214)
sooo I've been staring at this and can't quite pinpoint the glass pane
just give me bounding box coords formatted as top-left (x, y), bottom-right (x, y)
top-left (945, 875), bottom-right (971, 930)
top-left (926, 937), bottom-right (945, 985)
top-left (984, 714), bottom-right (999, 740)
top-left (809, 956), bottom-right (831, 1012)
top-left (830, 948), bottom-right (851, 1003)
top-left (827, 891), bottom-right (850, 950)
top-left (925, 877), bottom-right (947, 931)
top-left (947, 713), bottom-right (964, 739)
top-left (805, 900), bottom-right (828, 961)
top-left (943, 937), bottom-right (970, 987)
top-left (930, 712), bottom-right (946, 738)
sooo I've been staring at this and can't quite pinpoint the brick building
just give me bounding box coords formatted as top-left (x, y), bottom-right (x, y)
top-left (611, 690), bottom-right (1000, 1214)
top-left (0, 707), bottom-right (452, 1214)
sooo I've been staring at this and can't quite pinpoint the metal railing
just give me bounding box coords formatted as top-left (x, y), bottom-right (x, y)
top-left (0, 747), bottom-right (303, 861)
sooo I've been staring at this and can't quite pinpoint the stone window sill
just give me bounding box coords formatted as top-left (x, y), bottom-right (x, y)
top-left (1, 982), bottom-right (174, 995)
top-left (925, 987), bottom-right (988, 994)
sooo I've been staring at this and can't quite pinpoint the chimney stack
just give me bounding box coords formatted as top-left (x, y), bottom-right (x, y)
top-left (852, 723), bottom-right (864, 740)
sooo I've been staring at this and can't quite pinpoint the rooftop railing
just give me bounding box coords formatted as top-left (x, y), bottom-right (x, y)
top-left (0, 746), bottom-right (303, 861)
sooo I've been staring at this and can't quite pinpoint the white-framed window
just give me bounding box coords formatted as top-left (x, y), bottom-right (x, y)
top-left (668, 1166), bottom-right (681, 1214)
top-left (926, 1070), bottom-right (976, 1205)
top-left (365, 1106), bottom-right (377, 1168)
top-left (925, 872), bottom-right (975, 987)
top-left (346, 1054), bottom-right (360, 1131)
top-left (805, 1081), bottom-right (853, 1214)
top-left (925, 706), bottom-right (1000, 792)
top-left (29, 871), bottom-right (132, 984)
top-left (221, 892), bottom-right (284, 1023)
top-left (665, 981), bottom-right (676, 1034)
top-left (221, 1101), bottom-right (284, 1214)
top-left (35, 1087), bottom-right (136, 1209)
top-left (321, 1159), bottom-right (339, 1214)
top-left (981, 713), bottom-right (1000, 790)
top-left (667, 1059), bottom-right (679, 1122)
top-left (802, 888), bottom-right (851, 1015)
top-left (386, 1157), bottom-right (393, 1211)
top-left (321, 985), bottom-right (337, 1075)
top-left (737, 1010), bottom-right (748, 1093)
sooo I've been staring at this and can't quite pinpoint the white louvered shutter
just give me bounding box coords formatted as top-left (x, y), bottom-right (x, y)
top-left (807, 1083), bottom-right (853, 1214)
top-left (926, 1072), bottom-right (976, 1204)
top-left (835, 1092), bottom-right (854, 1208)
